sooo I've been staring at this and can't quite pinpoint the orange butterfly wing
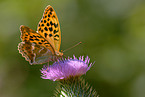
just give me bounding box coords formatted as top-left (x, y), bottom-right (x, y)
top-left (18, 25), bottom-right (56, 65)
top-left (37, 5), bottom-right (61, 52)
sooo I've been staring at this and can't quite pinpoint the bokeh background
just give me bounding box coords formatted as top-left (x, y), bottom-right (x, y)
top-left (0, 0), bottom-right (145, 97)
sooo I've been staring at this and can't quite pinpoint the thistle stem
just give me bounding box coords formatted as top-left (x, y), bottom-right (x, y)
top-left (54, 77), bottom-right (98, 97)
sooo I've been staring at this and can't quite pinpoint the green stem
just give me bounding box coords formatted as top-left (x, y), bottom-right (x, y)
top-left (54, 77), bottom-right (98, 97)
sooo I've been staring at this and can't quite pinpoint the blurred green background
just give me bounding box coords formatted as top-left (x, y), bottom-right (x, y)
top-left (0, 0), bottom-right (145, 97)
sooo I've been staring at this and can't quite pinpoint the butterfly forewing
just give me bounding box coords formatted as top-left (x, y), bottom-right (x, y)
top-left (37, 5), bottom-right (61, 51)
top-left (18, 25), bottom-right (55, 64)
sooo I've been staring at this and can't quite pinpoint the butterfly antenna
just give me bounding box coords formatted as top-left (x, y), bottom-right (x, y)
top-left (62, 42), bottom-right (82, 53)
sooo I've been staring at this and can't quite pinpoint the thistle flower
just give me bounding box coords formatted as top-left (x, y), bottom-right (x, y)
top-left (41, 55), bottom-right (98, 97)
top-left (41, 55), bottom-right (93, 81)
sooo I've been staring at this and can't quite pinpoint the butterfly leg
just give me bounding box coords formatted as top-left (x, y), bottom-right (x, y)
top-left (45, 62), bottom-right (50, 72)
top-left (47, 61), bottom-right (49, 66)
top-left (60, 56), bottom-right (64, 63)
top-left (56, 58), bottom-right (63, 71)
top-left (63, 55), bottom-right (66, 58)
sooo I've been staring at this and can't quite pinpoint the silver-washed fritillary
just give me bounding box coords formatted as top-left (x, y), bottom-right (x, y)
top-left (18, 5), bottom-right (63, 65)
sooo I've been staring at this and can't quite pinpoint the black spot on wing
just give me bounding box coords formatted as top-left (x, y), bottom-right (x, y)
top-left (54, 35), bottom-right (59, 37)
top-left (50, 21), bottom-right (53, 26)
top-left (47, 18), bottom-right (49, 21)
top-left (41, 40), bottom-right (45, 42)
top-left (30, 39), bottom-right (34, 41)
top-left (39, 28), bottom-right (41, 31)
top-left (37, 36), bottom-right (41, 38)
top-left (52, 15), bottom-right (56, 18)
top-left (44, 27), bottom-right (48, 31)
top-left (39, 42), bottom-right (42, 44)
top-left (47, 23), bottom-right (49, 26)
top-left (54, 23), bottom-right (58, 28)
top-left (33, 35), bottom-right (36, 37)
top-left (49, 34), bottom-right (52, 37)
top-left (49, 27), bottom-right (53, 31)
top-left (53, 30), bottom-right (59, 34)
top-left (49, 12), bottom-right (52, 15)
top-left (44, 20), bottom-right (46, 23)
top-left (44, 33), bottom-right (48, 37)
top-left (35, 38), bottom-right (39, 41)
top-left (41, 29), bottom-right (43, 33)
top-left (41, 24), bottom-right (44, 26)
top-left (49, 8), bottom-right (53, 12)
top-left (54, 38), bottom-right (59, 41)
top-left (45, 43), bottom-right (50, 44)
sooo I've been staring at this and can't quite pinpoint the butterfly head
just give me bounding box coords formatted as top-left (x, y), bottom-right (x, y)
top-left (55, 51), bottom-right (63, 57)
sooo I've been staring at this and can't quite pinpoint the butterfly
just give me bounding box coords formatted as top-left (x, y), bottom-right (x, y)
top-left (18, 5), bottom-right (63, 65)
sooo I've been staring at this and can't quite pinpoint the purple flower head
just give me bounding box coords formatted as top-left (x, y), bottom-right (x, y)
top-left (41, 55), bottom-right (93, 81)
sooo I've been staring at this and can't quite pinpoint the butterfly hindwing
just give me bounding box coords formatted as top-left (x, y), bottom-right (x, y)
top-left (37, 5), bottom-right (61, 52)
top-left (18, 42), bottom-right (54, 64)
top-left (18, 25), bottom-right (55, 64)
